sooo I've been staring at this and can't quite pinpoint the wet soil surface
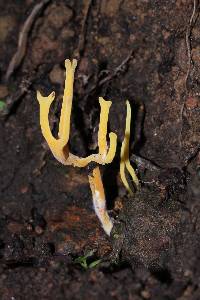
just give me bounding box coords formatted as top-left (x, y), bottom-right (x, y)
top-left (0, 0), bottom-right (200, 299)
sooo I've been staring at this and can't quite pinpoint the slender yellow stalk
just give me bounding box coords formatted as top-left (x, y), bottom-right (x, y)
top-left (58, 59), bottom-right (77, 142)
top-left (37, 90), bottom-right (69, 164)
top-left (88, 167), bottom-right (113, 235)
top-left (120, 100), bottom-right (139, 194)
top-left (98, 97), bottom-right (111, 157)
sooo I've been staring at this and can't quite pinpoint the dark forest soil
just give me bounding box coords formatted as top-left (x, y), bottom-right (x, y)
top-left (0, 0), bottom-right (200, 299)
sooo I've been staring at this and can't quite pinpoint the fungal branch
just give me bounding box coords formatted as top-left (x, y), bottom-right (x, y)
top-left (37, 58), bottom-right (139, 236)
top-left (120, 101), bottom-right (139, 194)
top-left (88, 167), bottom-right (113, 235)
top-left (37, 60), bottom-right (117, 167)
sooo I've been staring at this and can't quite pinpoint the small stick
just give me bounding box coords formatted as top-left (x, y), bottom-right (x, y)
top-left (130, 154), bottom-right (160, 171)
top-left (86, 49), bottom-right (134, 96)
top-left (98, 50), bottom-right (134, 87)
top-left (2, 73), bottom-right (35, 120)
top-left (6, 0), bottom-right (51, 81)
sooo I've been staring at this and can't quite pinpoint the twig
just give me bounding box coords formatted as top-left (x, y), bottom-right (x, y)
top-left (130, 154), bottom-right (161, 172)
top-left (5, 0), bottom-right (51, 81)
top-left (87, 49), bottom-right (134, 95)
top-left (2, 72), bottom-right (35, 120)
top-left (99, 50), bottom-right (134, 87)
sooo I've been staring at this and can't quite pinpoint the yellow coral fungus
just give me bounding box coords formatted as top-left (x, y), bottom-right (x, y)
top-left (37, 59), bottom-right (117, 168)
top-left (37, 59), bottom-right (117, 235)
top-left (37, 58), bottom-right (139, 236)
top-left (37, 59), bottom-right (77, 165)
top-left (120, 101), bottom-right (139, 194)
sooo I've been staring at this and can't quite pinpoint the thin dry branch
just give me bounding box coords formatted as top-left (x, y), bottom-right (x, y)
top-left (2, 72), bottom-right (35, 120)
top-left (6, 0), bottom-right (51, 81)
top-left (87, 49), bottom-right (134, 96)
top-left (99, 50), bottom-right (134, 86)
top-left (130, 154), bottom-right (160, 172)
